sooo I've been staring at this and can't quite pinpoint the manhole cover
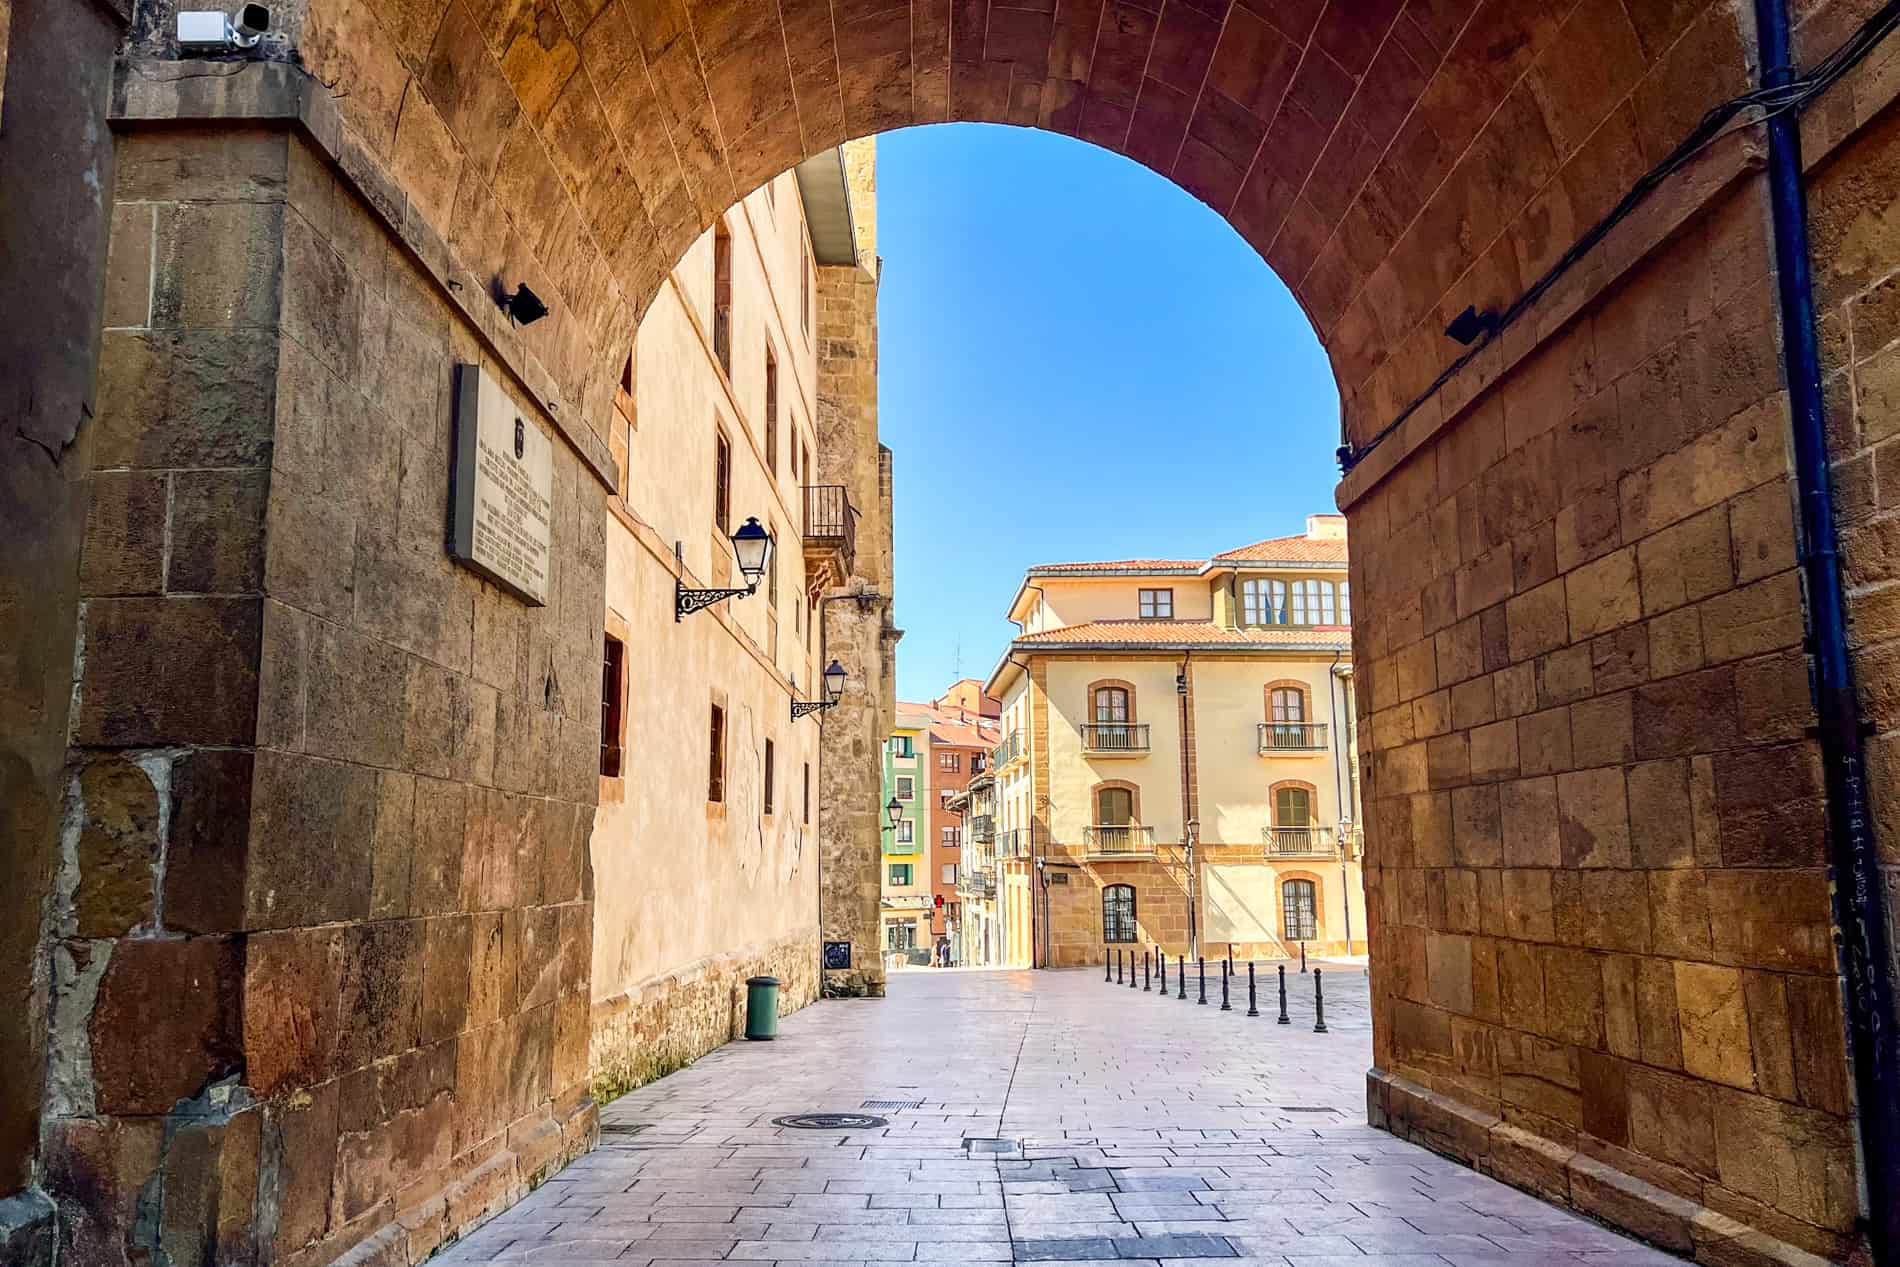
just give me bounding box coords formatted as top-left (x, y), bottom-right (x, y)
top-left (772, 1112), bottom-right (888, 1130)
top-left (861, 1098), bottom-right (924, 1110)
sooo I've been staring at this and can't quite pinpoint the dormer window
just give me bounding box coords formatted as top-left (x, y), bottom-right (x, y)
top-left (1138, 588), bottom-right (1172, 619)
top-left (1241, 577), bottom-right (1350, 627)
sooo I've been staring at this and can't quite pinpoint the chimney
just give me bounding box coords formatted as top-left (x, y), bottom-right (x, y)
top-left (1306, 513), bottom-right (1347, 540)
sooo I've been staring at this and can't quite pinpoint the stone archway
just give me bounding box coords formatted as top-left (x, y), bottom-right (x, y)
top-left (10, 0), bottom-right (1900, 1264)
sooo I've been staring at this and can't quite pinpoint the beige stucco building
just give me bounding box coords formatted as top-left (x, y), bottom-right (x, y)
top-left (588, 142), bottom-right (890, 1100)
top-left (983, 516), bottom-right (1368, 969)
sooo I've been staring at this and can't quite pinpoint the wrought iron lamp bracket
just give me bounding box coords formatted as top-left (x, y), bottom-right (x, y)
top-left (675, 578), bottom-right (757, 621)
top-left (791, 699), bottom-right (838, 721)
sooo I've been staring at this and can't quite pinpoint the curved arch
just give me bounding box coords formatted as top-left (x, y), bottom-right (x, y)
top-left (1277, 872), bottom-right (1323, 943)
top-left (1086, 677), bottom-right (1138, 724)
top-left (1090, 778), bottom-right (1143, 825)
top-left (289, 0), bottom-right (1721, 458)
top-left (1102, 882), bottom-right (1137, 944)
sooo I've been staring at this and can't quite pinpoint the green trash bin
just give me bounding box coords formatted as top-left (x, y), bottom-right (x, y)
top-left (744, 975), bottom-right (781, 1041)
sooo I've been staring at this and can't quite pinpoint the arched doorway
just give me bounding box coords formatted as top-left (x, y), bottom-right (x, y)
top-left (14, 2), bottom-right (1900, 1265)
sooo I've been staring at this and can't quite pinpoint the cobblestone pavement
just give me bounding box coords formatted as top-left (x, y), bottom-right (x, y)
top-left (437, 964), bottom-right (1679, 1266)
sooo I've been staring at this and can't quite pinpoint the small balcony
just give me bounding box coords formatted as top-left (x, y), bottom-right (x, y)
top-left (1263, 825), bottom-right (1335, 857)
top-left (997, 828), bottom-right (1031, 859)
top-left (800, 485), bottom-right (858, 592)
top-left (1084, 825), bottom-right (1156, 859)
top-left (959, 872), bottom-right (996, 901)
top-left (991, 731), bottom-right (1023, 771)
top-left (1258, 722), bottom-right (1329, 753)
top-left (1081, 723), bottom-right (1150, 755)
top-left (970, 814), bottom-right (995, 843)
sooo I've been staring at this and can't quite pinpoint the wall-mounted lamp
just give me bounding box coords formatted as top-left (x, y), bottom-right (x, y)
top-left (677, 517), bottom-right (774, 620)
top-left (792, 659), bottom-right (848, 721)
top-left (882, 797), bottom-right (903, 831)
top-left (496, 281), bottom-right (550, 327)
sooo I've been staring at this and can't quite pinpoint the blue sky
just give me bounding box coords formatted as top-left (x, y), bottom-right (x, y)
top-left (875, 123), bottom-right (1342, 703)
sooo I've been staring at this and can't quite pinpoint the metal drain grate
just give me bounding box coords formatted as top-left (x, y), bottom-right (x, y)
top-left (964, 1138), bottom-right (1021, 1154)
top-left (860, 1098), bottom-right (924, 1110)
top-left (773, 1112), bottom-right (889, 1130)
top-left (1278, 1105), bottom-right (1340, 1113)
top-left (598, 1123), bottom-right (647, 1135)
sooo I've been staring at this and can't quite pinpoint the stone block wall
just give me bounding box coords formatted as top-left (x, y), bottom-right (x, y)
top-left (588, 931), bottom-right (818, 1104)
top-left (40, 116), bottom-right (605, 1267)
top-left (1346, 169), bottom-right (1858, 1262)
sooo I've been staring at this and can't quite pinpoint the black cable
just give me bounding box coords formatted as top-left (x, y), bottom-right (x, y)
top-left (1339, 0), bottom-right (1900, 473)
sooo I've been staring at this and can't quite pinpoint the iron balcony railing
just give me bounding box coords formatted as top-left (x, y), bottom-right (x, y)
top-left (997, 828), bottom-right (1033, 859)
top-left (991, 731), bottom-right (1023, 770)
top-left (958, 871), bottom-right (996, 900)
top-left (1084, 825), bottom-right (1156, 858)
top-left (1081, 723), bottom-right (1150, 754)
top-left (801, 485), bottom-right (858, 572)
top-left (970, 814), bottom-right (995, 843)
top-left (1258, 722), bottom-right (1329, 753)
top-left (1263, 825), bottom-right (1335, 857)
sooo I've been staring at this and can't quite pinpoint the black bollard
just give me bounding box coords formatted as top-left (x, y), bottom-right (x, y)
top-left (1314, 968), bottom-right (1328, 1033)
top-left (1106, 950), bottom-right (1112, 982)
top-left (1300, 940), bottom-right (1307, 973)
top-left (1159, 952), bottom-right (1167, 995)
top-left (1277, 962), bottom-right (1290, 1024)
top-left (1220, 963), bottom-right (1231, 1011)
top-left (1130, 950), bottom-right (1138, 989)
top-left (1178, 953), bottom-right (1188, 999)
top-left (1197, 957), bottom-right (1207, 1005)
top-left (1143, 950), bottom-right (1151, 991)
top-left (1247, 962), bottom-right (1259, 1017)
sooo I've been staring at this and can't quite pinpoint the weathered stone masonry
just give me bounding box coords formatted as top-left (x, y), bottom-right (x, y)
top-left (11, 0), bottom-right (1900, 1263)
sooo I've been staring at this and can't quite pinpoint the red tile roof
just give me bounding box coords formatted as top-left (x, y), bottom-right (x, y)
top-left (1210, 533), bottom-right (1350, 564)
top-left (1013, 621), bottom-right (1352, 649)
top-left (1028, 559), bottom-right (1205, 574)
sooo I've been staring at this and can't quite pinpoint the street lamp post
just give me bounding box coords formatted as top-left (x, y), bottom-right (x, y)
top-left (676, 517), bottom-right (773, 619)
top-left (1338, 817), bottom-right (1354, 954)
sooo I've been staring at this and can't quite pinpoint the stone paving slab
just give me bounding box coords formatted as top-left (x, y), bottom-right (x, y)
top-left (432, 967), bottom-right (1685, 1266)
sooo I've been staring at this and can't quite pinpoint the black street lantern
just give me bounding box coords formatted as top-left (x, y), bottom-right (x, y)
top-left (792, 659), bottom-right (849, 721)
top-left (884, 797), bottom-right (903, 830)
top-left (676, 517), bottom-right (775, 620)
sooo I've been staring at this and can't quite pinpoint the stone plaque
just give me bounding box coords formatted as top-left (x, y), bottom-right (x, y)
top-left (449, 363), bottom-right (552, 606)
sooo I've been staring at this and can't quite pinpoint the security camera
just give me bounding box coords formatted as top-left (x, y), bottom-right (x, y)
top-left (177, 5), bottom-right (269, 53)
top-left (235, 5), bottom-right (271, 41)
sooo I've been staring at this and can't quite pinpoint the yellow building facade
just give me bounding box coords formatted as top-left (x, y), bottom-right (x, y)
top-left (588, 144), bottom-right (889, 1099)
top-left (983, 516), bottom-right (1367, 968)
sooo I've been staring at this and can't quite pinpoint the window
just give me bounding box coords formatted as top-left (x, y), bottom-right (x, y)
top-left (764, 343), bottom-right (779, 473)
top-left (1283, 878), bottom-right (1318, 941)
top-left (890, 735), bottom-right (913, 758)
top-left (887, 920), bottom-right (915, 950)
top-left (889, 863), bottom-right (912, 886)
top-left (708, 703), bottom-right (726, 802)
top-left (939, 751), bottom-right (961, 771)
top-left (1270, 687), bottom-right (1306, 722)
top-left (939, 788), bottom-right (954, 808)
top-left (895, 819), bottom-right (913, 843)
top-left (1291, 578), bottom-right (1336, 625)
top-left (1096, 786), bottom-right (1133, 826)
top-left (712, 220), bottom-right (732, 375)
top-left (943, 863), bottom-right (957, 885)
top-left (1242, 578), bottom-right (1288, 625)
top-left (941, 827), bottom-right (959, 848)
top-left (600, 635), bottom-right (625, 777)
top-left (803, 762), bottom-right (811, 825)
top-left (1340, 581), bottom-right (1352, 624)
top-left (895, 775), bottom-right (914, 800)
top-left (1093, 686), bottom-right (1130, 723)
top-left (1138, 588), bottom-right (1173, 619)
top-left (971, 753), bottom-right (985, 774)
top-left (1275, 785), bottom-right (1312, 826)
top-left (763, 738), bottom-right (775, 816)
top-left (714, 429), bottom-right (731, 529)
top-left (1103, 883), bottom-right (1136, 943)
